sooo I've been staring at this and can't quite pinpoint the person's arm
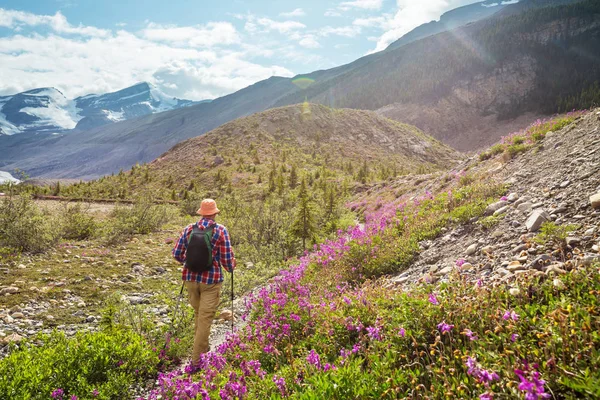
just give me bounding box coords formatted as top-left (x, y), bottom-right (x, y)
top-left (219, 226), bottom-right (236, 273)
top-left (172, 225), bottom-right (191, 264)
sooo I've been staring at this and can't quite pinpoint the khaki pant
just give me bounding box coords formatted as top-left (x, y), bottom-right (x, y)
top-left (185, 281), bottom-right (222, 364)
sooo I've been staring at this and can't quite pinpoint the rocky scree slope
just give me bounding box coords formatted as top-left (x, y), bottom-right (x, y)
top-left (384, 109), bottom-right (600, 290)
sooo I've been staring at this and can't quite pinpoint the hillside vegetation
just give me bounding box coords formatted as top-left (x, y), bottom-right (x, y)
top-left (1, 104), bottom-right (599, 399)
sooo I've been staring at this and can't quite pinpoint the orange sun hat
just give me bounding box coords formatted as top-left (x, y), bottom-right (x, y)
top-left (197, 199), bottom-right (220, 216)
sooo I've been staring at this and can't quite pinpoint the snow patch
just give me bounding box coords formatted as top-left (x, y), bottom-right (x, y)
top-left (20, 89), bottom-right (82, 130)
top-left (0, 171), bottom-right (20, 184)
top-left (103, 109), bottom-right (125, 122)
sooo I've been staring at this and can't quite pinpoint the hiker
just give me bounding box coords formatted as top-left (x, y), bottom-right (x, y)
top-left (172, 198), bottom-right (236, 365)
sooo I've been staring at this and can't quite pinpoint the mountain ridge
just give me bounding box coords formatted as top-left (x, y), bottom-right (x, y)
top-left (0, 82), bottom-right (200, 136)
top-left (1, 0), bottom-right (596, 179)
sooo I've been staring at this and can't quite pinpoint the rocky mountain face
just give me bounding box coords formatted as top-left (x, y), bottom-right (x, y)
top-left (0, 82), bottom-right (196, 136)
top-left (1, 0), bottom-right (595, 179)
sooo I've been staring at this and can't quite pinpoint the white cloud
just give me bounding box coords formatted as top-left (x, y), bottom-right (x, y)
top-left (339, 0), bottom-right (384, 11)
top-left (142, 22), bottom-right (240, 48)
top-left (324, 9), bottom-right (343, 17)
top-left (280, 8), bottom-right (306, 18)
top-left (252, 17), bottom-right (306, 34)
top-left (0, 8), bottom-right (109, 37)
top-left (353, 15), bottom-right (389, 28)
top-left (299, 36), bottom-right (321, 49)
top-left (320, 25), bottom-right (362, 38)
top-left (367, 0), bottom-right (479, 53)
top-left (0, 11), bottom-right (295, 101)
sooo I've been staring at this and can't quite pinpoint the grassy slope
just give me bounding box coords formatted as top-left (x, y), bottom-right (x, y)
top-left (48, 103), bottom-right (459, 202)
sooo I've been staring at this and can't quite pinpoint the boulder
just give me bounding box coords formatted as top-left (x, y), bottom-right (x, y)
top-left (590, 192), bottom-right (600, 209)
top-left (526, 210), bottom-right (550, 232)
top-left (485, 201), bottom-right (508, 216)
top-left (0, 286), bottom-right (19, 295)
top-left (466, 243), bottom-right (478, 256)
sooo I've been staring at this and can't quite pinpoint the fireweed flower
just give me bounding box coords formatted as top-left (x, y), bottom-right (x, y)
top-left (479, 392), bottom-right (494, 400)
top-left (437, 321), bottom-right (454, 334)
top-left (456, 258), bottom-right (466, 268)
top-left (366, 325), bottom-right (382, 341)
top-left (503, 310), bottom-right (520, 321)
top-left (306, 349), bottom-right (321, 368)
top-left (514, 368), bottom-right (551, 399)
top-left (511, 333), bottom-right (520, 342)
top-left (51, 389), bottom-right (64, 399)
top-left (273, 375), bottom-right (287, 396)
top-left (398, 327), bottom-right (406, 337)
top-left (464, 329), bottom-right (479, 341)
top-left (429, 293), bottom-right (440, 305)
top-left (466, 357), bottom-right (500, 387)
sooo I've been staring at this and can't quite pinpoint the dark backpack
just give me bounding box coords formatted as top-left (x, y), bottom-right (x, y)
top-left (185, 223), bottom-right (215, 273)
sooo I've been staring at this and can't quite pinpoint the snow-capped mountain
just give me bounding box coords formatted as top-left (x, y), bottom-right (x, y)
top-left (0, 87), bottom-right (79, 135)
top-left (74, 82), bottom-right (198, 131)
top-left (0, 82), bottom-right (199, 135)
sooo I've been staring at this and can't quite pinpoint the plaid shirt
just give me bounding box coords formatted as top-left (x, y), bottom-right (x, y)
top-left (172, 218), bottom-right (236, 284)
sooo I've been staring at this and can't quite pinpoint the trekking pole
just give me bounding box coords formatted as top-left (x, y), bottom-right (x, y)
top-left (167, 283), bottom-right (185, 342)
top-left (231, 270), bottom-right (234, 334)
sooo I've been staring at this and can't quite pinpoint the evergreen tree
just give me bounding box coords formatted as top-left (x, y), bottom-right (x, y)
top-left (290, 178), bottom-right (317, 250)
top-left (289, 164), bottom-right (298, 189)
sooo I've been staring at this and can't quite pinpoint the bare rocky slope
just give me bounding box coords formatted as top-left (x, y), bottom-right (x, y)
top-left (378, 110), bottom-right (600, 289)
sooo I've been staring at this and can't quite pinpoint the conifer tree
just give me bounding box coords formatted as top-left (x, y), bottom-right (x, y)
top-left (289, 164), bottom-right (298, 189)
top-left (290, 178), bottom-right (317, 250)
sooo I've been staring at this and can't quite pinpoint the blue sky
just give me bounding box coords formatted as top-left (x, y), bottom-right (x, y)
top-left (0, 0), bottom-right (481, 100)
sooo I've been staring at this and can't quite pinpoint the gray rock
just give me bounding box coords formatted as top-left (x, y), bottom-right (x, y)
top-left (485, 201), bottom-right (508, 216)
top-left (85, 315), bottom-right (96, 323)
top-left (559, 180), bottom-right (571, 188)
top-left (127, 296), bottom-right (150, 305)
top-left (466, 243), bottom-right (478, 256)
top-left (0, 268), bottom-right (8, 274)
top-left (584, 227), bottom-right (595, 236)
top-left (0, 287), bottom-right (19, 295)
top-left (517, 202), bottom-right (533, 213)
top-left (526, 210), bottom-right (550, 232)
top-left (507, 193), bottom-right (519, 202)
top-left (481, 245), bottom-right (493, 255)
top-left (566, 236), bottom-right (581, 247)
top-left (506, 261), bottom-right (526, 272)
top-left (437, 266), bottom-right (454, 276)
top-left (530, 254), bottom-right (551, 270)
top-left (590, 192), bottom-right (600, 209)
top-left (11, 312), bottom-right (24, 319)
top-left (131, 263), bottom-right (145, 274)
top-left (513, 244), bottom-right (528, 253)
top-left (494, 206), bottom-right (510, 216)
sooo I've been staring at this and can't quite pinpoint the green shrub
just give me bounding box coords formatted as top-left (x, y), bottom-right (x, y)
top-left (60, 203), bottom-right (98, 240)
top-left (504, 143), bottom-right (529, 159)
top-left (0, 329), bottom-right (158, 400)
top-left (534, 221), bottom-right (578, 249)
top-left (0, 194), bottom-right (59, 253)
top-left (512, 135), bottom-right (525, 145)
top-left (489, 144), bottom-right (504, 156)
top-left (478, 215), bottom-right (502, 230)
top-left (103, 197), bottom-right (176, 244)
